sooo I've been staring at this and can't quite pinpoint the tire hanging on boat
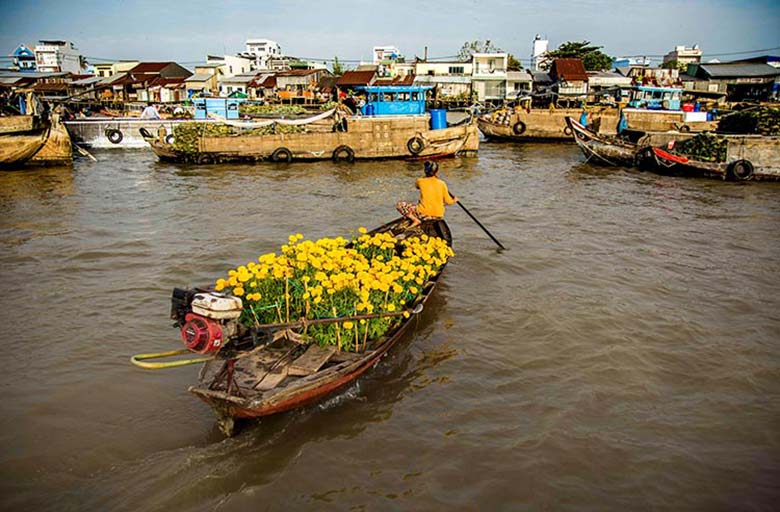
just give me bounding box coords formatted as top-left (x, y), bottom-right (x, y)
top-left (512, 121), bottom-right (526, 135)
top-left (138, 127), bottom-right (152, 139)
top-left (727, 159), bottom-right (754, 181)
top-left (407, 136), bottom-right (425, 155)
top-left (165, 134), bottom-right (175, 145)
top-left (332, 145), bottom-right (355, 163)
top-left (106, 129), bottom-right (123, 144)
top-left (636, 147), bottom-right (656, 170)
top-left (198, 153), bottom-right (214, 165)
top-left (563, 126), bottom-right (573, 136)
top-left (679, 125), bottom-right (691, 133)
top-left (271, 147), bottom-right (293, 163)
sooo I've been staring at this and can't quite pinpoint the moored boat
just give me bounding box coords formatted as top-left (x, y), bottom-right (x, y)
top-left (135, 217), bottom-right (453, 435)
top-left (651, 135), bottom-right (780, 181)
top-left (565, 116), bottom-right (641, 166)
top-left (0, 114), bottom-right (50, 168)
top-left (141, 86), bottom-right (479, 164)
top-left (478, 106), bottom-right (621, 141)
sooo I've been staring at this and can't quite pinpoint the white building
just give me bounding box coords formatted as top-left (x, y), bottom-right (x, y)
top-left (531, 34), bottom-right (549, 71)
top-left (472, 53), bottom-right (508, 101)
top-left (244, 38), bottom-right (282, 69)
top-left (373, 45), bottom-right (401, 65)
top-left (663, 45), bottom-right (702, 67)
top-left (34, 40), bottom-right (82, 73)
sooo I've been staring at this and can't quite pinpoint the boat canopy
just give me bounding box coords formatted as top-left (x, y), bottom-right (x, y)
top-left (357, 85), bottom-right (432, 116)
top-left (628, 86), bottom-right (683, 111)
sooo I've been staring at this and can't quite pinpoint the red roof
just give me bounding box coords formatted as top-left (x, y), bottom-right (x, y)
top-left (148, 76), bottom-right (187, 87)
top-left (335, 70), bottom-right (376, 87)
top-left (551, 58), bottom-right (588, 82)
top-left (128, 62), bottom-right (173, 74)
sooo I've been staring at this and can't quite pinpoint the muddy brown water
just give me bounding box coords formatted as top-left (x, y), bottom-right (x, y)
top-left (0, 143), bottom-right (778, 511)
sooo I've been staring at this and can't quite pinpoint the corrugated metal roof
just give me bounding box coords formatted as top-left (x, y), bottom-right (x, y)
top-left (551, 58), bottom-right (588, 81)
top-left (699, 63), bottom-right (780, 78)
top-left (185, 73), bottom-right (214, 82)
top-left (336, 70), bottom-right (376, 86)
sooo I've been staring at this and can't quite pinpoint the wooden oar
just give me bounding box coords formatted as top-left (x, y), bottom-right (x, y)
top-left (72, 143), bottom-right (97, 162)
top-left (451, 193), bottom-right (506, 250)
top-left (254, 303), bottom-right (424, 331)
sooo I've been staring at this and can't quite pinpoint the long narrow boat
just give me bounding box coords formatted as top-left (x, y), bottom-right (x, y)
top-left (565, 116), bottom-right (642, 166)
top-left (163, 218), bottom-right (452, 435)
top-left (142, 111), bottom-right (478, 164)
top-left (0, 114), bottom-right (50, 168)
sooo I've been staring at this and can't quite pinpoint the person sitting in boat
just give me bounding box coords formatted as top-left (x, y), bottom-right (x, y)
top-left (396, 161), bottom-right (458, 228)
top-left (140, 102), bottom-right (161, 120)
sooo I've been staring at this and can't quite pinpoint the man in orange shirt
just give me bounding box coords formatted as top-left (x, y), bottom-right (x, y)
top-left (396, 161), bottom-right (458, 227)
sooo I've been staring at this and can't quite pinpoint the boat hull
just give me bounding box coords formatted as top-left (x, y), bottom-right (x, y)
top-left (565, 116), bottom-right (640, 167)
top-left (478, 107), bottom-right (621, 141)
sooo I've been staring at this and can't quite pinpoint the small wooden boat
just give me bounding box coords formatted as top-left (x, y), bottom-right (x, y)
top-left (565, 116), bottom-right (642, 166)
top-left (177, 218), bottom-right (452, 435)
top-left (0, 114), bottom-right (50, 168)
top-left (651, 140), bottom-right (780, 181)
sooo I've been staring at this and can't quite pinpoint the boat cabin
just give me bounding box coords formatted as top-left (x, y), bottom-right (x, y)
top-left (358, 85), bottom-right (431, 116)
top-left (628, 86), bottom-right (682, 111)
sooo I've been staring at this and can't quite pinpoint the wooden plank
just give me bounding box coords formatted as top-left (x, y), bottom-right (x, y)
top-left (254, 367), bottom-right (289, 391)
top-left (288, 345), bottom-right (337, 377)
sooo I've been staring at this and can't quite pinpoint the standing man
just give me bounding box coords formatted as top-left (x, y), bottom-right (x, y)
top-left (396, 161), bottom-right (458, 227)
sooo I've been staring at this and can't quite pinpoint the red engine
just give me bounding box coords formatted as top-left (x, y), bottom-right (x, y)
top-left (181, 313), bottom-right (225, 354)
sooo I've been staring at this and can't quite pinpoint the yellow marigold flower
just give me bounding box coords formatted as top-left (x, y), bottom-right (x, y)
top-left (302, 292), bottom-right (310, 300)
top-left (358, 227), bottom-right (367, 234)
top-left (233, 287), bottom-right (244, 296)
top-left (343, 321), bottom-right (354, 330)
top-left (403, 311), bottom-right (410, 318)
top-left (215, 279), bottom-right (226, 291)
top-left (387, 303), bottom-right (396, 312)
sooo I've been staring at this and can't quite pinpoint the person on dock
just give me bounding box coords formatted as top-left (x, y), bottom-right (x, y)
top-left (396, 161), bottom-right (458, 228)
top-left (140, 102), bottom-right (161, 120)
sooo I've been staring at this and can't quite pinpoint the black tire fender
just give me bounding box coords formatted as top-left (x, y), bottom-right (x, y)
top-left (138, 127), bottom-right (152, 139)
top-left (512, 121), bottom-right (526, 135)
top-left (197, 153), bottom-right (213, 165)
top-left (164, 134), bottom-right (175, 145)
top-left (679, 124), bottom-right (691, 133)
top-left (271, 147), bottom-right (293, 163)
top-left (105, 128), bottom-right (123, 144)
top-left (636, 147), bottom-right (656, 170)
top-left (728, 159), bottom-right (754, 181)
top-left (563, 125), bottom-right (573, 136)
top-left (332, 145), bottom-right (355, 163)
top-left (407, 136), bottom-right (425, 155)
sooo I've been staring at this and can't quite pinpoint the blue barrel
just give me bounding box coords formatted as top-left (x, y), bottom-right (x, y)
top-left (429, 109), bottom-right (447, 130)
top-left (706, 111), bottom-right (714, 121)
top-left (694, 102), bottom-right (701, 112)
top-left (364, 103), bottom-right (375, 116)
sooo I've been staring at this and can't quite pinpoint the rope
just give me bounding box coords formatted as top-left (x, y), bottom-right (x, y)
top-left (130, 349), bottom-right (213, 369)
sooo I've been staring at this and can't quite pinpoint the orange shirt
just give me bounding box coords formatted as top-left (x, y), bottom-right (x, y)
top-left (416, 176), bottom-right (456, 218)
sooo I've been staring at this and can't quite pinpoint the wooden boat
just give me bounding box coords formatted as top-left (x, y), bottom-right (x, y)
top-left (0, 114), bottom-right (50, 168)
top-left (565, 116), bottom-right (642, 166)
top-left (478, 106), bottom-right (621, 141)
top-left (28, 112), bottom-right (72, 166)
top-left (181, 218), bottom-right (452, 435)
top-left (651, 138), bottom-right (780, 181)
top-left (142, 111), bottom-right (478, 164)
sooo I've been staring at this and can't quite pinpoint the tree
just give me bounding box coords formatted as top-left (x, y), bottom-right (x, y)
top-left (332, 56), bottom-right (344, 76)
top-left (507, 54), bottom-right (522, 71)
top-left (541, 41), bottom-right (613, 71)
top-left (458, 40), bottom-right (502, 62)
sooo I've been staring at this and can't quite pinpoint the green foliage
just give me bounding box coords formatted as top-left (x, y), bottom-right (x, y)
top-left (332, 56), bottom-right (344, 76)
top-left (507, 54), bottom-right (523, 71)
top-left (542, 40), bottom-right (613, 71)
top-left (458, 40), bottom-right (502, 62)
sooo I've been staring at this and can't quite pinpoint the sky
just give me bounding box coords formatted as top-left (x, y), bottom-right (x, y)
top-left (1, 0), bottom-right (778, 67)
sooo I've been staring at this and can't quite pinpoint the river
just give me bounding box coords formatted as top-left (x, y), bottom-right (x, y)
top-left (0, 142), bottom-right (778, 511)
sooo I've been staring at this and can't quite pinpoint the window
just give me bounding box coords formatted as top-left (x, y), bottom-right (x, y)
top-left (427, 70), bottom-right (434, 76)
top-left (229, 66), bottom-right (233, 73)
top-left (448, 66), bottom-right (464, 74)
